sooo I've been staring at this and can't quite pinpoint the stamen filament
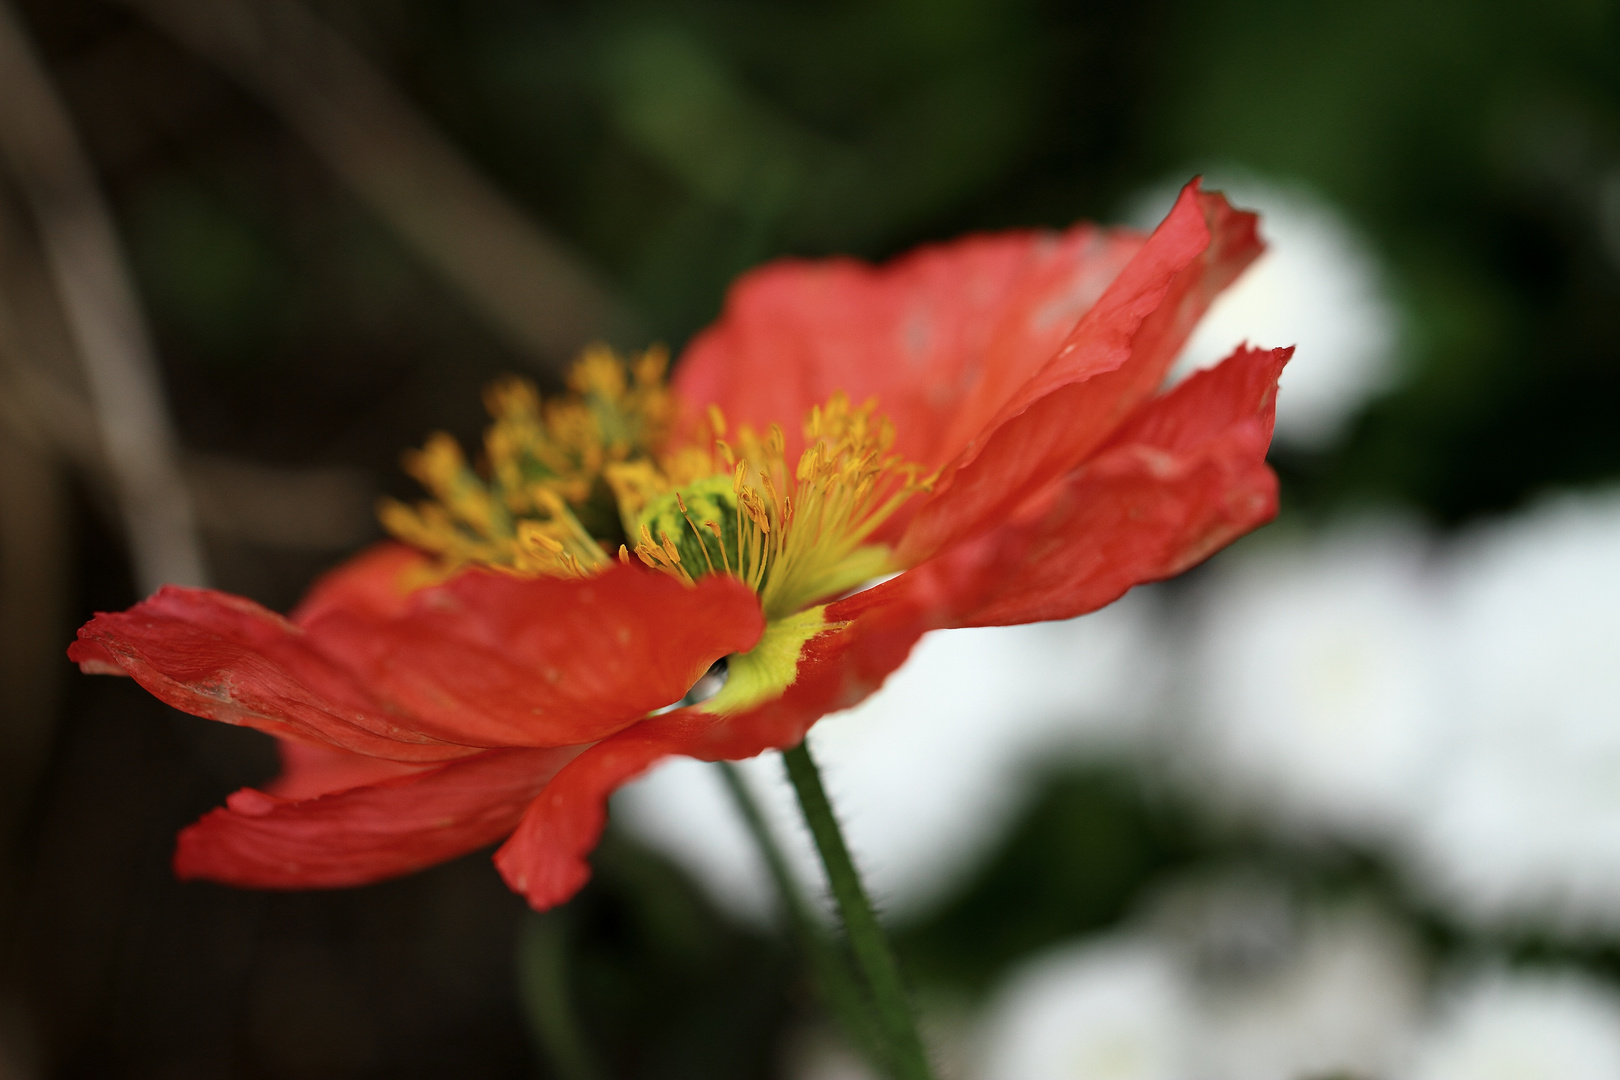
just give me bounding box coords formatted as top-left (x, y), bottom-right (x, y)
top-left (675, 493), bottom-right (717, 576)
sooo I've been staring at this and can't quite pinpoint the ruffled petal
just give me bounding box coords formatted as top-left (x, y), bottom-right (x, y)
top-left (898, 181), bottom-right (1264, 564)
top-left (72, 587), bottom-right (480, 762)
top-left (674, 225), bottom-right (1145, 469)
top-left (300, 564), bottom-right (766, 748)
top-left (951, 345), bottom-right (1290, 628)
top-left (176, 746), bottom-right (580, 889)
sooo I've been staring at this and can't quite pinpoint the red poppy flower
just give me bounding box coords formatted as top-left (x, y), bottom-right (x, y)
top-left (70, 180), bottom-right (1288, 910)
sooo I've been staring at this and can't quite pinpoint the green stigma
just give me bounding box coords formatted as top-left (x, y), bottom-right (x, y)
top-left (636, 475), bottom-right (741, 578)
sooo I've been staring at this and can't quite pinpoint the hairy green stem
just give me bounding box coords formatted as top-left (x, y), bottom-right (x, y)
top-left (781, 740), bottom-right (936, 1080)
top-left (717, 762), bottom-right (889, 1071)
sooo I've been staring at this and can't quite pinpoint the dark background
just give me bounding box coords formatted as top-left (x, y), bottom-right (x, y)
top-left (0, 0), bottom-right (1616, 1076)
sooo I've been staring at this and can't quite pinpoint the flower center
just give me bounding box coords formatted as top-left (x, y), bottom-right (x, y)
top-left (382, 347), bottom-right (932, 619)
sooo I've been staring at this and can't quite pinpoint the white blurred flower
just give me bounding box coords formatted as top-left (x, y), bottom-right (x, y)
top-left (1409, 490), bottom-right (1620, 934)
top-left (1129, 172), bottom-right (1401, 448)
top-left (788, 1006), bottom-right (975, 1080)
top-left (614, 593), bottom-right (1166, 924)
top-left (973, 890), bottom-right (1421, 1080)
top-left (1177, 520), bottom-right (1448, 841)
top-left (1189, 901), bottom-right (1425, 1080)
top-left (785, 1027), bottom-right (881, 1080)
top-left (1407, 970), bottom-right (1620, 1080)
top-left (975, 936), bottom-right (1194, 1080)
top-left (613, 754), bottom-right (780, 920)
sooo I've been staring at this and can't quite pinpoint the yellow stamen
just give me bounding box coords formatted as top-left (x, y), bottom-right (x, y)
top-left (675, 492), bottom-right (718, 576)
top-left (381, 345), bottom-right (669, 576)
top-left (704, 520), bottom-right (732, 575)
top-left (382, 347), bottom-right (931, 620)
top-left (630, 391), bottom-right (933, 617)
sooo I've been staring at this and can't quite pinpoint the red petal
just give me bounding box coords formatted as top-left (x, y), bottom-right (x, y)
top-left (952, 346), bottom-right (1290, 627)
top-left (73, 564), bottom-right (765, 758)
top-left (898, 182), bottom-right (1264, 563)
top-left (299, 565), bottom-right (766, 748)
top-left (73, 587), bottom-right (479, 762)
top-left (67, 637), bottom-right (123, 675)
top-left (493, 710), bottom-right (721, 909)
top-left (1101, 344), bottom-right (1287, 455)
top-left (267, 738), bottom-right (434, 800)
top-left (290, 542), bottom-right (431, 625)
top-left (674, 225), bottom-right (1145, 469)
top-left (490, 569), bottom-right (956, 910)
top-left (175, 746), bottom-right (580, 889)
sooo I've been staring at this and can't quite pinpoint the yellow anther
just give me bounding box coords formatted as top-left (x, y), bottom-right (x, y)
top-left (383, 345), bottom-right (667, 578)
top-left (383, 345), bottom-right (926, 612)
top-left (568, 343), bottom-right (629, 399)
top-left (703, 520), bottom-right (732, 575)
top-left (518, 522), bottom-right (565, 555)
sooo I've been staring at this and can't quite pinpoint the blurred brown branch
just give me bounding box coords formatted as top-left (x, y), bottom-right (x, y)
top-left (0, 164), bottom-right (72, 1044)
top-left (0, 412), bottom-right (67, 853)
top-left (119, 0), bottom-right (634, 368)
top-left (0, 0), bottom-right (206, 593)
top-left (1, 351), bottom-right (379, 553)
top-left (184, 454), bottom-right (375, 550)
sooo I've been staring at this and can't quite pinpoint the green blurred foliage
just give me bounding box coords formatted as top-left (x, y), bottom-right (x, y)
top-left (896, 767), bottom-right (1196, 994)
top-left (1152, 0), bottom-right (1620, 519)
top-left (128, 180), bottom-right (288, 359)
top-left (96, 0), bottom-right (1620, 517)
top-left (447, 0), bottom-right (1057, 339)
top-left (519, 835), bottom-right (791, 1080)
